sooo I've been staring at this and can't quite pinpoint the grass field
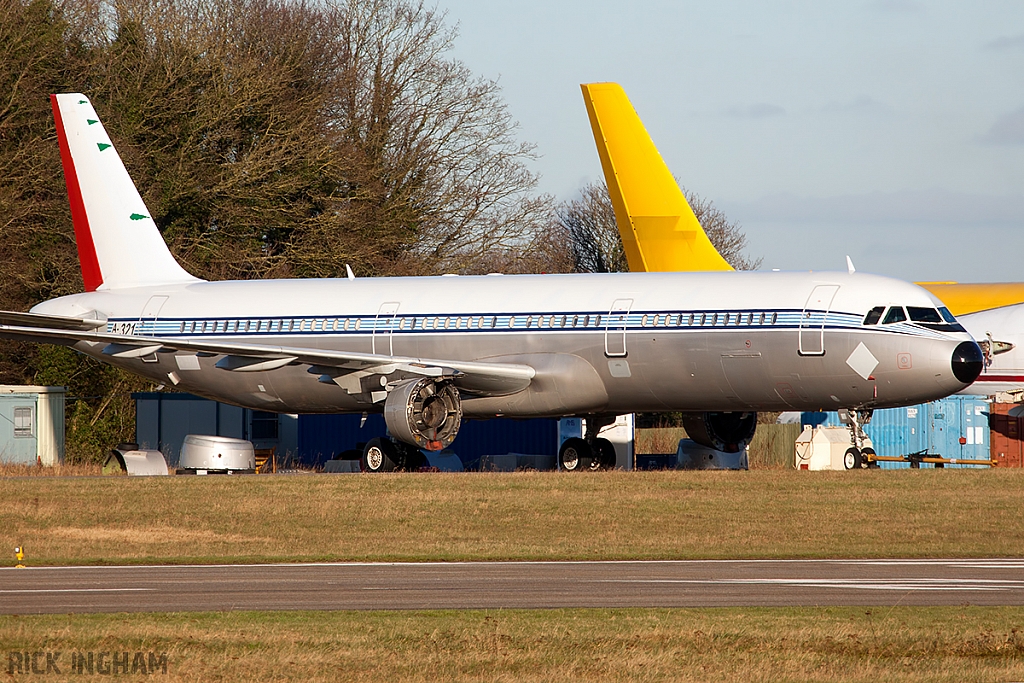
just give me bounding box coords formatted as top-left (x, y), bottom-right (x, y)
top-left (3, 607), bottom-right (1024, 681)
top-left (2, 468), bottom-right (1024, 565)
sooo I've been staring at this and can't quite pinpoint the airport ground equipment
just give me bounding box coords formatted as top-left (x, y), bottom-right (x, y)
top-left (861, 449), bottom-right (996, 468)
top-left (177, 435), bottom-right (255, 474)
top-left (254, 447), bottom-right (276, 473)
top-left (103, 443), bottom-right (169, 475)
top-left (795, 426), bottom-right (874, 470)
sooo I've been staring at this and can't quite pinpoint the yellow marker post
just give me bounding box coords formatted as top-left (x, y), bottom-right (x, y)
top-left (15, 545), bottom-right (24, 568)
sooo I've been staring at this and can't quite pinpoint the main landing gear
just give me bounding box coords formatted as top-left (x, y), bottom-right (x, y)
top-left (558, 415), bottom-right (619, 472)
top-left (360, 437), bottom-right (429, 472)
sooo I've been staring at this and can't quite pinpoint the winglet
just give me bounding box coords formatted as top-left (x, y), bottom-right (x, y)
top-left (580, 83), bottom-right (733, 272)
top-left (50, 93), bottom-right (200, 291)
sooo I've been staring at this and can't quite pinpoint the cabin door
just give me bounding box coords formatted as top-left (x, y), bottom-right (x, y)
top-left (798, 285), bottom-right (839, 356)
top-left (604, 298), bottom-right (633, 357)
top-left (373, 302), bottom-right (400, 355)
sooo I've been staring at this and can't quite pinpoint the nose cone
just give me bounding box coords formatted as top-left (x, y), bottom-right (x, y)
top-left (951, 341), bottom-right (984, 384)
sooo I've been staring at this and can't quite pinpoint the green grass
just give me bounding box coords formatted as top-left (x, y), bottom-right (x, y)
top-left (3, 469), bottom-right (1024, 566)
top-left (3, 607), bottom-right (1024, 681)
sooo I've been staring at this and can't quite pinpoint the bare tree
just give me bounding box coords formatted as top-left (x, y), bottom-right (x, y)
top-left (558, 181), bottom-right (627, 273)
top-left (557, 180), bottom-right (760, 272)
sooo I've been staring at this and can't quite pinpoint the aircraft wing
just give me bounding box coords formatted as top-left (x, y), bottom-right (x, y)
top-left (0, 317), bottom-right (535, 398)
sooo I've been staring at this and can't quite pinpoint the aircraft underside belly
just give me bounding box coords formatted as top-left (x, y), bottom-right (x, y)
top-left (76, 325), bottom-right (967, 415)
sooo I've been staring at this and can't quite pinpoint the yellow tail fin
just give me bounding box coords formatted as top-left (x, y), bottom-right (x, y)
top-left (581, 82), bottom-right (733, 272)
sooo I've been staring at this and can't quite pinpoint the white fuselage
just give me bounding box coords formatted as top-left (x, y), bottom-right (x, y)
top-left (32, 269), bottom-right (979, 417)
top-left (961, 304), bottom-right (1024, 395)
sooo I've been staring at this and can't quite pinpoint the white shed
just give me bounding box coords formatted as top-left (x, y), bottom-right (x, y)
top-left (0, 385), bottom-right (65, 466)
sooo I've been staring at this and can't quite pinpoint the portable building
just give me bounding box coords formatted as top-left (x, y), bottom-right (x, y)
top-left (802, 395), bottom-right (991, 468)
top-left (0, 386), bottom-right (64, 466)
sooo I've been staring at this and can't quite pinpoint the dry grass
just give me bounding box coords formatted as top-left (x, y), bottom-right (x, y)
top-left (0, 462), bottom-right (103, 477)
top-left (3, 469), bottom-right (1024, 565)
top-left (2, 607), bottom-right (1024, 681)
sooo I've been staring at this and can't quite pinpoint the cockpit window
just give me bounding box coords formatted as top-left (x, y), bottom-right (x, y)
top-left (938, 307), bottom-right (956, 323)
top-left (907, 307), bottom-right (942, 324)
top-left (882, 306), bottom-right (907, 324)
top-left (862, 306), bottom-right (884, 325)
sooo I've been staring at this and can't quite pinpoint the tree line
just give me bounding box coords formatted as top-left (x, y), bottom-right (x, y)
top-left (0, 0), bottom-right (757, 461)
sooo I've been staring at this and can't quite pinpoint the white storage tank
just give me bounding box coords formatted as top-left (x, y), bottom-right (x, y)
top-left (794, 426), bottom-right (872, 471)
top-left (178, 435), bottom-right (255, 474)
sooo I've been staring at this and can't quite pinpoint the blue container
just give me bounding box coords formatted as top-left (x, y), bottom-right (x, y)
top-left (801, 395), bottom-right (990, 469)
top-left (296, 414), bottom-right (559, 470)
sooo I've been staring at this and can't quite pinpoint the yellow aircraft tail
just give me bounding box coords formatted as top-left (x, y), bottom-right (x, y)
top-left (581, 82), bottom-right (732, 272)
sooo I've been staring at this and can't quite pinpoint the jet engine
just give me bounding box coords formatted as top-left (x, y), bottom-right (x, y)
top-left (383, 378), bottom-right (462, 451)
top-left (681, 412), bottom-right (757, 453)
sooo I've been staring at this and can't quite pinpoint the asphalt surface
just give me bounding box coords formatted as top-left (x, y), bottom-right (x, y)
top-left (4, 559), bottom-right (1024, 614)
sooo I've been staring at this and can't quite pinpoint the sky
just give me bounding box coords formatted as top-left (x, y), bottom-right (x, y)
top-left (436, 0), bottom-right (1024, 283)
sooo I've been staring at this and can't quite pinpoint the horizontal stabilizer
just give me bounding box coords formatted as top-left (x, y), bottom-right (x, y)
top-left (581, 83), bottom-right (733, 272)
top-left (0, 309), bottom-right (106, 331)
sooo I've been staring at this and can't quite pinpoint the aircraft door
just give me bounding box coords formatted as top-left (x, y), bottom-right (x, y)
top-left (138, 295), bottom-right (169, 337)
top-left (373, 302), bottom-right (400, 355)
top-left (798, 285), bottom-right (839, 356)
top-left (605, 298), bottom-right (633, 357)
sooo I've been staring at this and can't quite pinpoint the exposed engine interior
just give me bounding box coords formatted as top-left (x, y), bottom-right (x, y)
top-left (383, 378), bottom-right (462, 451)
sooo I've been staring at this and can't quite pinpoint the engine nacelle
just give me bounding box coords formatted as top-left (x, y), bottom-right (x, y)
top-left (681, 412), bottom-right (757, 453)
top-left (384, 378), bottom-right (462, 451)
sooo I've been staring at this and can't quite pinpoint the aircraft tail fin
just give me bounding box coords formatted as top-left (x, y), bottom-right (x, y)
top-left (51, 93), bottom-right (200, 291)
top-left (581, 83), bottom-right (733, 272)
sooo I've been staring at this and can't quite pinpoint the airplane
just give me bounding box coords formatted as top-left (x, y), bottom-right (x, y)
top-left (0, 93), bottom-right (984, 473)
top-left (581, 82), bottom-right (1024, 316)
top-left (581, 81), bottom-right (1022, 398)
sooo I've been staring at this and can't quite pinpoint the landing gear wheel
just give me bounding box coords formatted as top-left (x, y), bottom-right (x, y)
top-left (559, 437), bottom-right (594, 472)
top-left (361, 437), bottom-right (403, 473)
top-left (843, 447), bottom-right (862, 470)
top-left (593, 438), bottom-right (617, 469)
top-left (861, 447), bottom-right (879, 469)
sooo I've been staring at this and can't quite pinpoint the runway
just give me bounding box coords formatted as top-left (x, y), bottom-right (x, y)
top-left (4, 559), bottom-right (1024, 614)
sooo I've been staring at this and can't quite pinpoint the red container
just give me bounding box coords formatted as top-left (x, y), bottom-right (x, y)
top-left (991, 403), bottom-right (1024, 468)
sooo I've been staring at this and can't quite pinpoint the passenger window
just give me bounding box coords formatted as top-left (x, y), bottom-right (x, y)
top-left (771, 313), bottom-right (777, 325)
top-left (700, 313), bottom-right (706, 326)
top-left (863, 307), bottom-right (884, 325)
top-left (712, 313), bottom-right (719, 326)
top-left (882, 307), bottom-right (907, 324)
top-left (907, 307), bottom-right (942, 324)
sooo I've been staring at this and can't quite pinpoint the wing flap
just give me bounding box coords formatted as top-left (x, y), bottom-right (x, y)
top-left (0, 323), bottom-right (535, 397)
